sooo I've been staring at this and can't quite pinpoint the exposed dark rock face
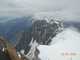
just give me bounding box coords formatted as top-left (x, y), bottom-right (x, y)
top-left (0, 38), bottom-right (11, 60)
top-left (14, 19), bottom-right (63, 60)
top-left (0, 49), bottom-right (11, 60)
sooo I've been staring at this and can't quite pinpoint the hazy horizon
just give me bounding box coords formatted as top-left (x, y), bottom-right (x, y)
top-left (0, 0), bottom-right (80, 22)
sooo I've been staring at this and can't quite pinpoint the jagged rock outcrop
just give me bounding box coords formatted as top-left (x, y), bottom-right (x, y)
top-left (14, 18), bottom-right (63, 60)
top-left (0, 36), bottom-right (29, 60)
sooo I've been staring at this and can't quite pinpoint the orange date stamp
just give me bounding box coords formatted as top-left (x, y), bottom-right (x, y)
top-left (61, 53), bottom-right (77, 56)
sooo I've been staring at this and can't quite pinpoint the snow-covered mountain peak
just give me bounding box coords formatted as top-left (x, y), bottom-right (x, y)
top-left (31, 18), bottom-right (64, 34)
top-left (31, 17), bottom-right (59, 25)
top-left (44, 18), bottom-right (59, 24)
top-left (31, 16), bottom-right (59, 24)
top-left (38, 28), bottom-right (80, 60)
top-left (44, 18), bottom-right (50, 23)
top-left (14, 17), bottom-right (64, 60)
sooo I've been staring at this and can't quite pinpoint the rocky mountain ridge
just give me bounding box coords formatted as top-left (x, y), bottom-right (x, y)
top-left (14, 18), bottom-right (64, 60)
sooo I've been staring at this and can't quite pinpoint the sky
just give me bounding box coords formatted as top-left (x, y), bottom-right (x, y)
top-left (0, 0), bottom-right (80, 22)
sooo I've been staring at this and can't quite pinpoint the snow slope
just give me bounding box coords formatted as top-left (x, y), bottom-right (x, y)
top-left (38, 28), bottom-right (80, 60)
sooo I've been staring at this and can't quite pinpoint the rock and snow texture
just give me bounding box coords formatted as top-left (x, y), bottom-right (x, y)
top-left (15, 19), bottom-right (63, 51)
top-left (38, 28), bottom-right (80, 60)
top-left (25, 40), bottom-right (38, 60)
top-left (15, 18), bottom-right (64, 60)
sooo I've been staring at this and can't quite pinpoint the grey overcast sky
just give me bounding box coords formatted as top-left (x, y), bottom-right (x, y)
top-left (0, 0), bottom-right (80, 22)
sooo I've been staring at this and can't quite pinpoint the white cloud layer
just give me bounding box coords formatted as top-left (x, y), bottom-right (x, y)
top-left (0, 0), bottom-right (80, 22)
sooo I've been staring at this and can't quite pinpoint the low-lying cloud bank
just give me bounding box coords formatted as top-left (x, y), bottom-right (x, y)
top-left (0, 0), bottom-right (80, 22)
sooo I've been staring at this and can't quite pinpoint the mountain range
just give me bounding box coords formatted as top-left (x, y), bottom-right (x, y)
top-left (13, 18), bottom-right (64, 60)
top-left (0, 16), bottom-right (80, 60)
top-left (0, 16), bottom-right (32, 42)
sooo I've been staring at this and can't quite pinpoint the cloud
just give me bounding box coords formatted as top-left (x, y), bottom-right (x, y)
top-left (34, 9), bottom-right (80, 22)
top-left (0, 0), bottom-right (80, 22)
